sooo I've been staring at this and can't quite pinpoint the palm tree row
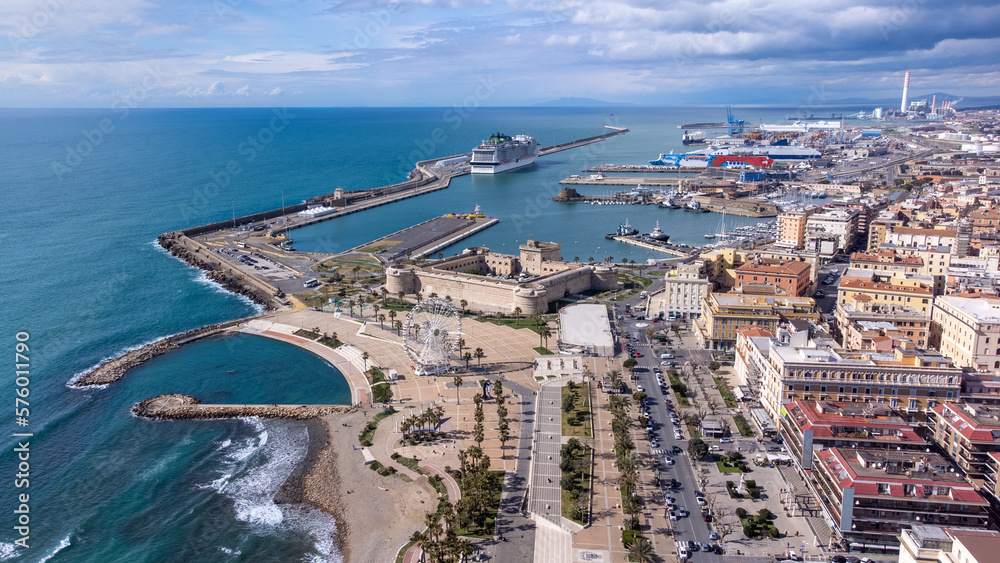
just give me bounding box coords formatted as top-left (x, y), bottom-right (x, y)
top-left (455, 445), bottom-right (503, 532)
top-left (401, 405), bottom-right (445, 443)
top-left (409, 502), bottom-right (474, 563)
top-left (495, 379), bottom-right (510, 459)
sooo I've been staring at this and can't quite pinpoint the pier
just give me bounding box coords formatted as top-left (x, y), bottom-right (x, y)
top-left (558, 175), bottom-right (684, 187)
top-left (344, 215), bottom-right (499, 260)
top-left (582, 165), bottom-right (705, 174)
top-left (605, 235), bottom-right (696, 257)
top-left (538, 126), bottom-right (628, 156)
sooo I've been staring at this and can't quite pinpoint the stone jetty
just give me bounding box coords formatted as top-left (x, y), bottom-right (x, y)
top-left (131, 394), bottom-right (351, 420)
top-left (72, 319), bottom-right (246, 387)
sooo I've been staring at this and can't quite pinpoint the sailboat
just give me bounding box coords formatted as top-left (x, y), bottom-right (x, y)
top-left (705, 209), bottom-right (729, 240)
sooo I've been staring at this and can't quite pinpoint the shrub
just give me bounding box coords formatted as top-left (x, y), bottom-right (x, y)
top-left (735, 507), bottom-right (748, 519)
top-left (768, 526), bottom-right (780, 538)
top-left (758, 508), bottom-right (773, 520)
top-left (745, 479), bottom-right (756, 489)
top-left (742, 521), bottom-right (758, 538)
top-left (749, 488), bottom-right (761, 499)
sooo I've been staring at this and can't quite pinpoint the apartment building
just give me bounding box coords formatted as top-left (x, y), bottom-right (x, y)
top-left (931, 294), bottom-right (1000, 370)
top-left (734, 260), bottom-right (812, 297)
top-left (693, 293), bottom-right (818, 351)
top-left (659, 260), bottom-right (711, 320)
top-left (928, 402), bottom-right (1000, 482)
top-left (898, 525), bottom-right (1000, 563)
top-left (811, 448), bottom-right (989, 549)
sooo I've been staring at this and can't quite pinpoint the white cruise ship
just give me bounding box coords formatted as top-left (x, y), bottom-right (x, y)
top-left (470, 132), bottom-right (539, 174)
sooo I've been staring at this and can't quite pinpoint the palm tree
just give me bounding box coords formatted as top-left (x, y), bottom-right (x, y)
top-left (429, 292), bottom-right (438, 299)
top-left (513, 306), bottom-right (522, 326)
top-left (437, 252), bottom-right (444, 259)
top-left (588, 256), bottom-right (594, 263)
top-left (538, 324), bottom-right (551, 348)
top-left (347, 298), bottom-right (355, 317)
top-left (606, 255), bottom-right (613, 263)
top-left (574, 256), bottom-right (580, 262)
top-left (628, 537), bottom-right (654, 563)
top-left (416, 292), bottom-right (423, 305)
top-left (377, 313), bottom-right (385, 329)
top-left (397, 290), bottom-right (405, 304)
top-left (372, 303), bottom-right (380, 322)
top-left (361, 351), bottom-right (369, 370)
top-left (388, 309), bottom-right (397, 327)
top-left (498, 420), bottom-right (510, 459)
top-left (380, 287), bottom-right (388, 305)
top-left (463, 352), bottom-right (472, 369)
top-left (453, 375), bottom-right (463, 404)
top-left (456, 337), bottom-right (466, 357)
top-left (394, 319), bottom-right (403, 336)
top-left (473, 347), bottom-right (485, 367)
top-left (459, 299), bottom-right (468, 314)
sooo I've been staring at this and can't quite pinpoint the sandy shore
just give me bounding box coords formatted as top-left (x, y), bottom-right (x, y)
top-left (282, 409), bottom-right (437, 562)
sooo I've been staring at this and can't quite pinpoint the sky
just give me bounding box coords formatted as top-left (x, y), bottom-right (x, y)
top-left (1, 0), bottom-right (999, 107)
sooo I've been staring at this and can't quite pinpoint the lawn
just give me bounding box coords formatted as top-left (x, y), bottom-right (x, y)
top-left (358, 241), bottom-right (399, 253)
top-left (474, 316), bottom-right (548, 334)
top-left (561, 382), bottom-right (592, 438)
top-left (452, 470), bottom-right (505, 538)
top-left (293, 328), bottom-right (321, 340)
top-left (714, 377), bottom-right (738, 408)
top-left (716, 457), bottom-right (745, 474)
top-left (561, 447), bottom-right (593, 524)
top-left (533, 346), bottom-right (554, 355)
top-left (733, 414), bottom-right (754, 437)
top-left (686, 423), bottom-right (702, 438)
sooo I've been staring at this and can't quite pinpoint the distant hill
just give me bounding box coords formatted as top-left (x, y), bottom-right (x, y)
top-left (533, 97), bottom-right (634, 107)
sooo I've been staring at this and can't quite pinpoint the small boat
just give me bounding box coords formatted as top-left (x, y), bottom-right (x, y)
top-left (649, 221), bottom-right (670, 241)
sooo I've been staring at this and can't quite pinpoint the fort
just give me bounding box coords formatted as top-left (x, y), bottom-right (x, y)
top-left (385, 240), bottom-right (617, 315)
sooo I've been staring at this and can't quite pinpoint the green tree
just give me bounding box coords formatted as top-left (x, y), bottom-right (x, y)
top-left (377, 313), bottom-right (386, 330)
top-left (361, 351), bottom-right (369, 370)
top-left (513, 306), bottom-right (522, 325)
top-left (473, 347), bottom-right (485, 367)
top-left (688, 437), bottom-right (709, 459)
top-left (709, 360), bottom-right (721, 372)
top-left (628, 537), bottom-right (654, 563)
top-left (456, 337), bottom-right (466, 357)
top-left (463, 352), bottom-right (473, 369)
top-left (459, 299), bottom-right (468, 314)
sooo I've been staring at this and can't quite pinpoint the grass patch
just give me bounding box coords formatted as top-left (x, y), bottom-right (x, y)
top-left (395, 539), bottom-right (417, 563)
top-left (319, 336), bottom-right (342, 348)
top-left (686, 423), bottom-right (701, 438)
top-left (474, 316), bottom-right (548, 334)
top-left (535, 376), bottom-right (545, 381)
top-left (716, 458), bottom-right (744, 474)
top-left (358, 241), bottom-right (399, 253)
top-left (452, 470), bottom-right (505, 538)
top-left (560, 440), bottom-right (592, 524)
top-left (561, 382), bottom-right (592, 438)
top-left (533, 346), bottom-right (554, 355)
top-left (715, 377), bottom-right (737, 408)
top-left (733, 414), bottom-right (754, 437)
top-left (293, 328), bottom-right (321, 340)
top-left (667, 371), bottom-right (691, 407)
top-left (391, 452), bottom-right (421, 472)
top-left (358, 407), bottom-right (396, 447)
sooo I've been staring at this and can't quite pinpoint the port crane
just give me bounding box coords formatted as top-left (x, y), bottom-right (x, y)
top-left (726, 105), bottom-right (744, 136)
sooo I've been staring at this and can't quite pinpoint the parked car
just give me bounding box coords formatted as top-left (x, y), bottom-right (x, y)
top-left (720, 436), bottom-right (731, 443)
top-left (696, 497), bottom-right (707, 506)
top-left (708, 531), bottom-right (719, 540)
top-left (700, 543), bottom-right (711, 552)
top-left (669, 511), bottom-right (678, 521)
top-left (678, 507), bottom-right (689, 517)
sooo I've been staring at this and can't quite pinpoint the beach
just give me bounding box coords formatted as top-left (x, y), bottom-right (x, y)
top-left (288, 411), bottom-right (438, 562)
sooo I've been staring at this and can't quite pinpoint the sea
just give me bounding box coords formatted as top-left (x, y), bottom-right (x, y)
top-left (0, 105), bottom-right (873, 562)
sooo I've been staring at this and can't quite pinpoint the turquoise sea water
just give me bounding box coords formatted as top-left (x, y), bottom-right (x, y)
top-left (0, 105), bottom-right (870, 562)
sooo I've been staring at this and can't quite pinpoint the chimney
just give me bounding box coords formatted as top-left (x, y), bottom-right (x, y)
top-left (901, 70), bottom-right (911, 113)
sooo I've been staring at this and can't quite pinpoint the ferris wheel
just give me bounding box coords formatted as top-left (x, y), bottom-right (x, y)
top-left (403, 298), bottom-right (462, 375)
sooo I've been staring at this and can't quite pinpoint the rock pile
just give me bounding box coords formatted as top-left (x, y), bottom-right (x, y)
top-left (131, 394), bottom-right (349, 420)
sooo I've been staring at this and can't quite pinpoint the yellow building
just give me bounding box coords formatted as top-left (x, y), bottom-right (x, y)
top-left (837, 277), bottom-right (933, 316)
top-left (693, 292), bottom-right (818, 351)
top-left (931, 294), bottom-right (1000, 370)
top-left (777, 209), bottom-right (816, 249)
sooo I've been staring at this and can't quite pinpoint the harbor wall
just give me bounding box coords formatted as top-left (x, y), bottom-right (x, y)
top-left (131, 394), bottom-right (350, 420)
top-left (691, 195), bottom-right (779, 217)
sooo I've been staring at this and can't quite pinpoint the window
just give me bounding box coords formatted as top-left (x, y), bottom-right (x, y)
top-left (908, 399), bottom-right (918, 410)
top-left (891, 399), bottom-right (899, 408)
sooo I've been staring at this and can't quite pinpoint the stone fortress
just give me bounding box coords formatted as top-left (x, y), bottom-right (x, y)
top-left (385, 240), bottom-right (617, 315)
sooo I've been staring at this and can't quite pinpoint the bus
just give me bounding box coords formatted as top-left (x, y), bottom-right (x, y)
top-left (303, 278), bottom-right (320, 288)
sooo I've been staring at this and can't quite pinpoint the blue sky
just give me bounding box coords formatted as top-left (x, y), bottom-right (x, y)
top-left (2, 0), bottom-right (998, 107)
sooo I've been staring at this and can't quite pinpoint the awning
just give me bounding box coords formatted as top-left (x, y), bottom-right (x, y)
top-left (767, 453), bottom-right (792, 462)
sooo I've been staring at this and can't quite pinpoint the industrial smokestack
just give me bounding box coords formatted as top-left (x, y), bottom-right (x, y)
top-left (901, 70), bottom-right (911, 113)
top-left (931, 94), bottom-right (936, 114)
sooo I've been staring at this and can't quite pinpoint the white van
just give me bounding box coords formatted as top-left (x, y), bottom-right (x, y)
top-left (661, 353), bottom-right (674, 359)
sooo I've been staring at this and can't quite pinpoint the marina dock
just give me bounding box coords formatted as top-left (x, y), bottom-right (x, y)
top-left (582, 165), bottom-right (705, 174)
top-left (559, 175), bottom-right (684, 187)
top-left (605, 235), bottom-right (695, 257)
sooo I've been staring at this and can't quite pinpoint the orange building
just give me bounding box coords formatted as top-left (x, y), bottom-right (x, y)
top-left (735, 260), bottom-right (812, 297)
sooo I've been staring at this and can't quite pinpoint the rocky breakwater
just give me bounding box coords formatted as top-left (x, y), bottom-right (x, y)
top-left (131, 394), bottom-right (350, 420)
top-left (72, 319), bottom-right (245, 387)
top-left (157, 231), bottom-right (281, 310)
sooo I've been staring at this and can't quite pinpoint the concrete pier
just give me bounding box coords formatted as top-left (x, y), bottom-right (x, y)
top-left (559, 175), bottom-right (684, 187)
top-left (605, 235), bottom-right (694, 257)
top-left (344, 215), bottom-right (500, 260)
